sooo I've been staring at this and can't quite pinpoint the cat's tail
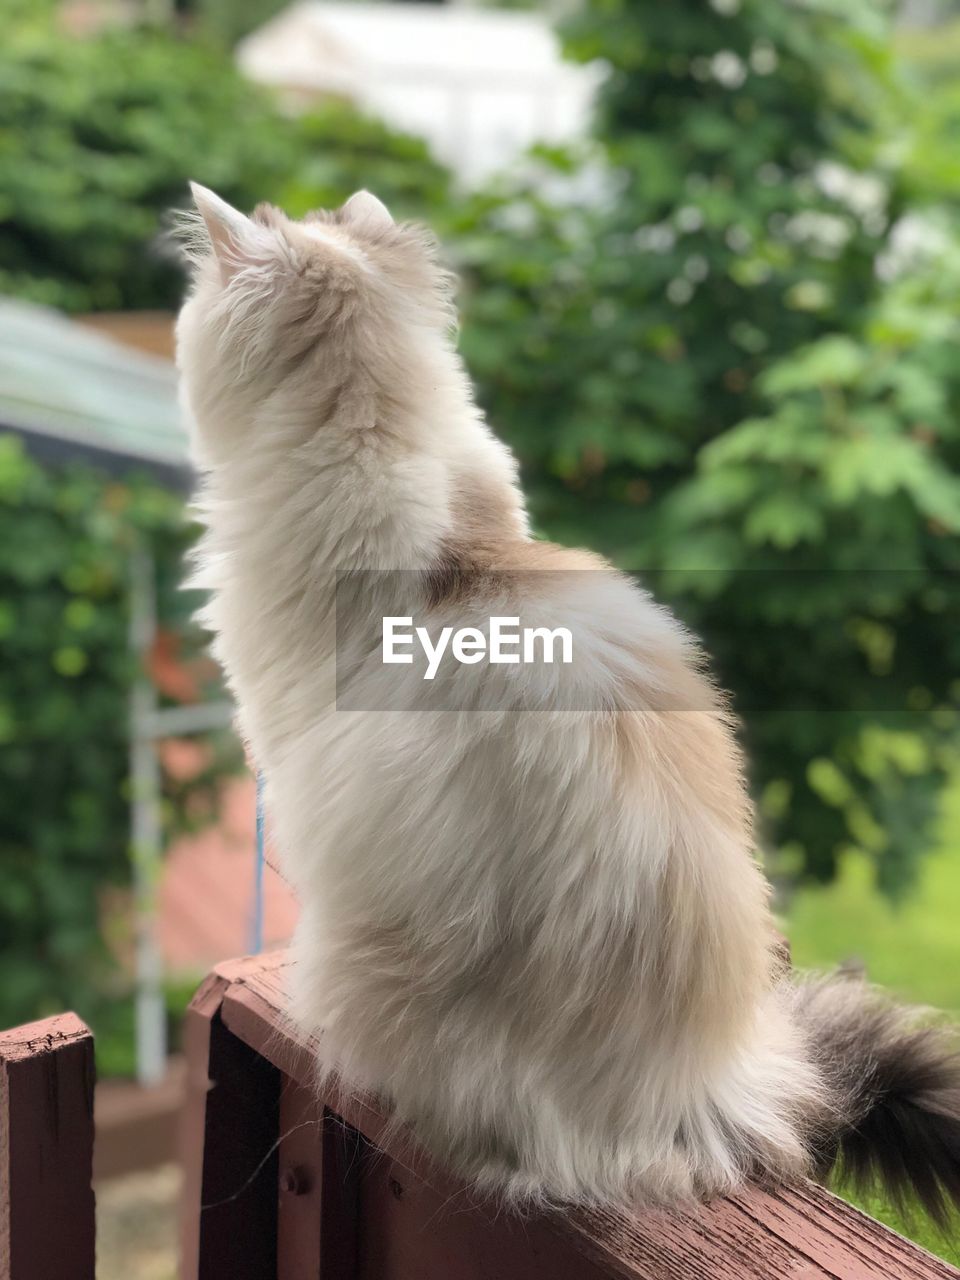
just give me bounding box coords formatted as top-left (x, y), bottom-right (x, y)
top-left (788, 974), bottom-right (960, 1224)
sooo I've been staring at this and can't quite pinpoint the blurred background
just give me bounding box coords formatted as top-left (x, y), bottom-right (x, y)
top-left (2, 0), bottom-right (960, 1271)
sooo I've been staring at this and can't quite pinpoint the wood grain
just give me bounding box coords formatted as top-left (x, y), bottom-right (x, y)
top-left (180, 959), bottom-right (281, 1280)
top-left (0, 1012), bottom-right (95, 1280)
top-left (190, 951), bottom-right (960, 1280)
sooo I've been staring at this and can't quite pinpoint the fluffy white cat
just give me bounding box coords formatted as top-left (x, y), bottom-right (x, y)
top-left (176, 183), bottom-right (960, 1216)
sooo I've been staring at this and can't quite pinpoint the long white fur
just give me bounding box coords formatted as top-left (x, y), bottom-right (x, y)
top-left (176, 186), bottom-right (828, 1207)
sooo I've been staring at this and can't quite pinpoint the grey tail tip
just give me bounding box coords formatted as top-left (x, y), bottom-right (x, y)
top-left (796, 974), bottom-right (960, 1229)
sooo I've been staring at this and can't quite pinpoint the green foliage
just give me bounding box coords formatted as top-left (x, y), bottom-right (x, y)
top-left (0, 23), bottom-right (450, 312)
top-left (454, 0), bottom-right (960, 891)
top-left (897, 18), bottom-right (960, 205)
top-left (0, 435), bottom-right (225, 1032)
top-left (195, 0), bottom-right (290, 47)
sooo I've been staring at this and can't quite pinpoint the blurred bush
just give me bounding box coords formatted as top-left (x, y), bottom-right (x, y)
top-left (0, 435), bottom-right (226, 1030)
top-left (0, 23), bottom-right (450, 312)
top-left (454, 0), bottom-right (960, 893)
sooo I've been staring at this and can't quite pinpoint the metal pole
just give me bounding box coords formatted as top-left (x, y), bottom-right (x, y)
top-left (249, 772), bottom-right (265, 955)
top-left (128, 541), bottom-right (167, 1086)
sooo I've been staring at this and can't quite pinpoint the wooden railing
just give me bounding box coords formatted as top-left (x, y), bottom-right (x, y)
top-left (0, 1013), bottom-right (95, 1280)
top-left (3, 952), bottom-right (959, 1279)
top-left (178, 951), bottom-right (960, 1280)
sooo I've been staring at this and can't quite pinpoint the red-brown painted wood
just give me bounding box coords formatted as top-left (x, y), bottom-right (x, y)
top-left (276, 1078), bottom-right (323, 1280)
top-left (356, 1148), bottom-right (613, 1280)
top-left (0, 1012), bottom-right (95, 1280)
top-left (317, 1110), bottom-right (365, 1278)
top-left (188, 951), bottom-right (960, 1280)
top-left (180, 968), bottom-right (228, 1278)
top-left (276, 1077), bottom-right (364, 1279)
top-left (180, 959), bottom-right (281, 1280)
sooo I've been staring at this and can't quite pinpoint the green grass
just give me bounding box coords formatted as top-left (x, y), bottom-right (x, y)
top-left (783, 780), bottom-right (960, 1264)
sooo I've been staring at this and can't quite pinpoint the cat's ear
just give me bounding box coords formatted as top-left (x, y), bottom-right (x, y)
top-left (189, 182), bottom-right (267, 283)
top-left (342, 190), bottom-right (394, 234)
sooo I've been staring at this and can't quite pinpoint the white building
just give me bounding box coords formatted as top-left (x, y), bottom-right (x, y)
top-left (237, 2), bottom-right (604, 186)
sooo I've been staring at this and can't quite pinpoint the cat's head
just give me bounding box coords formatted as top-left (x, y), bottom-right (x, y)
top-left (175, 183), bottom-right (454, 468)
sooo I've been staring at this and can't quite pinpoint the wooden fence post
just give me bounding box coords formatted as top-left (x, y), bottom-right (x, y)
top-left (180, 960), bottom-right (281, 1280)
top-left (275, 1078), bottom-right (365, 1279)
top-left (0, 1012), bottom-right (95, 1280)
